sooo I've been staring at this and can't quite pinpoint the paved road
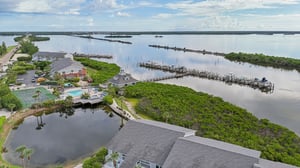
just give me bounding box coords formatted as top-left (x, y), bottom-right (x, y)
top-left (0, 45), bottom-right (20, 69)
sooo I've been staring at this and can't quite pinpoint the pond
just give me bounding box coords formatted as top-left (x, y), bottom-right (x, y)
top-left (3, 107), bottom-right (122, 167)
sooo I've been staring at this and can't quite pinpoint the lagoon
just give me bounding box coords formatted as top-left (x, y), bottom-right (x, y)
top-left (1, 34), bottom-right (300, 136)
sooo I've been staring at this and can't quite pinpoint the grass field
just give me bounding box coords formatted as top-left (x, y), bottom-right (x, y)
top-left (12, 87), bottom-right (56, 108)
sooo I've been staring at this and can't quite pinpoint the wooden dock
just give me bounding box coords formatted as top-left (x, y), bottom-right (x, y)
top-left (73, 53), bottom-right (113, 59)
top-left (76, 35), bottom-right (132, 45)
top-left (73, 98), bottom-right (103, 105)
top-left (149, 44), bottom-right (226, 56)
top-left (139, 62), bottom-right (274, 93)
top-left (142, 73), bottom-right (188, 82)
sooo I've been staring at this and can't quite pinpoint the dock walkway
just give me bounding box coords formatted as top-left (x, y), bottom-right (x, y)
top-left (139, 62), bottom-right (274, 93)
top-left (149, 44), bottom-right (226, 56)
top-left (108, 99), bottom-right (135, 120)
top-left (75, 35), bottom-right (132, 45)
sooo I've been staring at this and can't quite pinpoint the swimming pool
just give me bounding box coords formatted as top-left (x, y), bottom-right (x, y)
top-left (67, 89), bottom-right (83, 97)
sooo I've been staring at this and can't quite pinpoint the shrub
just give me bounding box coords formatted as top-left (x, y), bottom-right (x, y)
top-left (103, 95), bottom-right (113, 105)
top-left (17, 56), bottom-right (32, 62)
top-left (125, 82), bottom-right (300, 166)
top-left (83, 147), bottom-right (108, 168)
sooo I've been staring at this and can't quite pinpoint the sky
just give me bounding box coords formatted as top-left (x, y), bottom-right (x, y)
top-left (0, 0), bottom-right (300, 31)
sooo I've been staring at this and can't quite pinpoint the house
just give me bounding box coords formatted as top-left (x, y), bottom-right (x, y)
top-left (105, 119), bottom-right (298, 168)
top-left (32, 51), bottom-right (73, 62)
top-left (50, 58), bottom-right (86, 79)
top-left (109, 70), bottom-right (138, 87)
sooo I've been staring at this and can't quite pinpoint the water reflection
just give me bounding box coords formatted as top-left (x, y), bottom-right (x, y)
top-left (4, 107), bottom-right (121, 167)
top-left (2, 34), bottom-right (300, 135)
top-left (35, 35), bottom-right (300, 135)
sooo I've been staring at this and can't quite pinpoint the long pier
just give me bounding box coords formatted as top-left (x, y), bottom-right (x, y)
top-left (73, 53), bottom-right (113, 59)
top-left (139, 62), bottom-right (274, 93)
top-left (76, 35), bottom-right (132, 45)
top-left (149, 44), bottom-right (226, 56)
top-left (142, 73), bottom-right (188, 82)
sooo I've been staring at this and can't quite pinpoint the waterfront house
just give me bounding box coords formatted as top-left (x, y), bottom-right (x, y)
top-left (50, 58), bottom-right (86, 79)
top-left (105, 119), bottom-right (297, 168)
top-left (32, 51), bottom-right (73, 62)
top-left (109, 70), bottom-right (138, 87)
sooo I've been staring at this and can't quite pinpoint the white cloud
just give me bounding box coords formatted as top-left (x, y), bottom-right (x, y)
top-left (16, 0), bottom-right (51, 13)
top-left (165, 0), bottom-right (300, 17)
top-left (1, 0), bottom-right (84, 15)
top-left (153, 13), bottom-right (173, 19)
top-left (90, 0), bottom-right (125, 10)
top-left (116, 11), bottom-right (130, 17)
top-left (87, 18), bottom-right (94, 26)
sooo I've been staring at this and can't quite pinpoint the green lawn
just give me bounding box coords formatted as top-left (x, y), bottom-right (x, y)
top-left (7, 45), bottom-right (16, 52)
top-left (12, 87), bottom-right (56, 108)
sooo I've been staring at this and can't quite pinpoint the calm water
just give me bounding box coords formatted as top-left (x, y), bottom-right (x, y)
top-left (1, 34), bottom-right (300, 136)
top-left (3, 107), bottom-right (121, 167)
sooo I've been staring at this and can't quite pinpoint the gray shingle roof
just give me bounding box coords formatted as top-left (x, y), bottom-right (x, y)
top-left (107, 119), bottom-right (298, 168)
top-left (50, 58), bottom-right (84, 75)
top-left (258, 159), bottom-right (298, 168)
top-left (32, 51), bottom-right (66, 61)
top-left (109, 70), bottom-right (138, 86)
top-left (107, 119), bottom-right (195, 168)
top-left (162, 136), bottom-right (261, 168)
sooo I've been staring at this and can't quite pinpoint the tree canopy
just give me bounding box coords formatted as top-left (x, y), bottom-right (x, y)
top-left (19, 41), bottom-right (38, 56)
top-left (125, 82), bottom-right (300, 166)
top-left (225, 52), bottom-right (300, 72)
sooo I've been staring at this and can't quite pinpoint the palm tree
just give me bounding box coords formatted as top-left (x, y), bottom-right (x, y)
top-left (119, 96), bottom-right (125, 110)
top-left (8, 103), bottom-right (16, 116)
top-left (15, 145), bottom-right (34, 168)
top-left (107, 152), bottom-right (119, 168)
top-left (65, 96), bottom-right (73, 108)
top-left (35, 89), bottom-right (41, 103)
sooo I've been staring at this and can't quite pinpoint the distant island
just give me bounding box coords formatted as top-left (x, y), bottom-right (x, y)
top-left (104, 35), bottom-right (132, 38)
top-left (14, 35), bottom-right (50, 42)
top-left (225, 52), bottom-right (300, 72)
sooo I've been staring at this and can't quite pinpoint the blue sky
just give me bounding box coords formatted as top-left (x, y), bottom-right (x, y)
top-left (0, 0), bottom-right (300, 31)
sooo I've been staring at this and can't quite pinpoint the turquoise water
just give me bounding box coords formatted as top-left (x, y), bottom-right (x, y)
top-left (67, 89), bottom-right (83, 97)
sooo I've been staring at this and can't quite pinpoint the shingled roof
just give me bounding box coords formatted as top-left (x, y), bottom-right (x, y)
top-left (106, 120), bottom-right (195, 168)
top-left (106, 119), bottom-right (298, 168)
top-left (109, 70), bottom-right (138, 87)
top-left (162, 136), bottom-right (260, 168)
top-left (50, 58), bottom-right (84, 76)
top-left (32, 51), bottom-right (67, 61)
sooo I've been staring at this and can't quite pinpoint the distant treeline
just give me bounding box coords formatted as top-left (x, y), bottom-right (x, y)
top-left (14, 35), bottom-right (50, 42)
top-left (2, 31), bottom-right (300, 36)
top-left (125, 82), bottom-right (300, 167)
top-left (104, 35), bottom-right (132, 38)
top-left (225, 52), bottom-right (300, 72)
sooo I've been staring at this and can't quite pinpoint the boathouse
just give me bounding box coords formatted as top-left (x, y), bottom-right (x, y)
top-left (108, 70), bottom-right (138, 87)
